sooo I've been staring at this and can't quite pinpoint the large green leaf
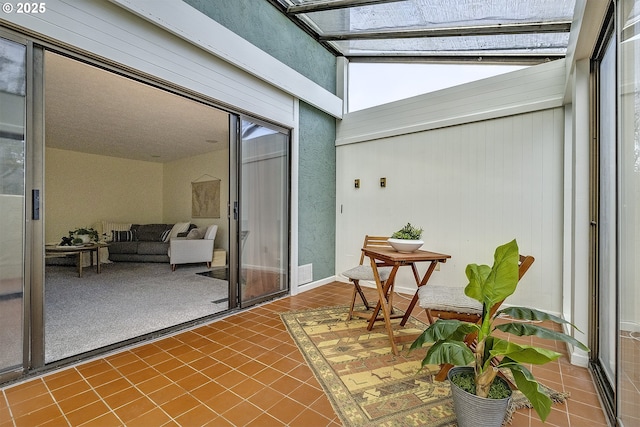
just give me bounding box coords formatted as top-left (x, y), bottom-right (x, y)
top-left (483, 239), bottom-right (520, 306)
top-left (490, 340), bottom-right (561, 364)
top-left (465, 239), bottom-right (519, 308)
top-left (410, 320), bottom-right (478, 350)
top-left (495, 322), bottom-right (589, 352)
top-left (503, 361), bottom-right (552, 422)
top-left (464, 263), bottom-right (491, 303)
top-left (421, 340), bottom-right (475, 368)
top-left (497, 307), bottom-right (584, 334)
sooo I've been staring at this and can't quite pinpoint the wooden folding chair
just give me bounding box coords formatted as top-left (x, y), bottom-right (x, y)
top-left (342, 235), bottom-right (393, 321)
top-left (418, 254), bottom-right (535, 381)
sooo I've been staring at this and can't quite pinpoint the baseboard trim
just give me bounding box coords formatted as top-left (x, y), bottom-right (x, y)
top-left (298, 276), bottom-right (338, 293)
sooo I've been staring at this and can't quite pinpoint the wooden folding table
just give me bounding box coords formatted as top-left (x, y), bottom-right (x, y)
top-left (362, 246), bottom-right (451, 355)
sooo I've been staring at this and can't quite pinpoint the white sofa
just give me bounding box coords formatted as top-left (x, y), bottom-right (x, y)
top-left (168, 224), bottom-right (218, 271)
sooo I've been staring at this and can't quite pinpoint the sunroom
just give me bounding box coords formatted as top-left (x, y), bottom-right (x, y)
top-left (0, 0), bottom-right (636, 425)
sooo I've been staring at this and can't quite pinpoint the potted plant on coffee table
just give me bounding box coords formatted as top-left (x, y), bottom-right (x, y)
top-left (410, 239), bottom-right (588, 426)
top-left (388, 222), bottom-right (424, 252)
top-left (67, 227), bottom-right (100, 245)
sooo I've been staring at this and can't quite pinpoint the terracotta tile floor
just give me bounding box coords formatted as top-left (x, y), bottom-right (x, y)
top-left (1, 282), bottom-right (609, 426)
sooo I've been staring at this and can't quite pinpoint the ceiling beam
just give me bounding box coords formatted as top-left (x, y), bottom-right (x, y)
top-left (319, 21), bottom-right (572, 41)
top-left (287, 0), bottom-right (404, 14)
top-left (347, 55), bottom-right (564, 65)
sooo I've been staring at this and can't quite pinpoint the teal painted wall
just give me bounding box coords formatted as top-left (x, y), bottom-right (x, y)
top-left (298, 102), bottom-right (336, 279)
top-left (183, 0), bottom-right (337, 281)
top-left (182, 0), bottom-right (336, 92)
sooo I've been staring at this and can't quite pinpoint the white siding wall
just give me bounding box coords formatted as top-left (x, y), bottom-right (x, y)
top-left (336, 65), bottom-right (566, 315)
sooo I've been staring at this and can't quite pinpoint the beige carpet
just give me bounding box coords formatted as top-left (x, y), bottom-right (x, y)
top-left (45, 262), bottom-right (228, 362)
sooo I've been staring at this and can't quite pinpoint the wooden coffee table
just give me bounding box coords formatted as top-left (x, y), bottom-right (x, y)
top-left (45, 243), bottom-right (108, 277)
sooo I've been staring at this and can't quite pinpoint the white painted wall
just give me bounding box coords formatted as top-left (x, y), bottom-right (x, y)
top-left (336, 64), bottom-right (566, 316)
top-left (45, 148), bottom-right (165, 243)
top-left (163, 150), bottom-right (229, 251)
top-left (564, 59), bottom-right (591, 366)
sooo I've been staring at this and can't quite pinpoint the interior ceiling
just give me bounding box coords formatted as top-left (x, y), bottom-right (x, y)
top-left (269, 0), bottom-right (577, 64)
top-left (45, 52), bottom-right (230, 163)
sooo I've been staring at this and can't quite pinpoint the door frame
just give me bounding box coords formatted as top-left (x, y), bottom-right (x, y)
top-left (236, 115), bottom-right (291, 309)
top-left (0, 27), bottom-right (45, 384)
top-left (589, 4), bottom-right (618, 424)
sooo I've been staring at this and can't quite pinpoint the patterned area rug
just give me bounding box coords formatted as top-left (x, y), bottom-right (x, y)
top-left (281, 305), bottom-right (570, 427)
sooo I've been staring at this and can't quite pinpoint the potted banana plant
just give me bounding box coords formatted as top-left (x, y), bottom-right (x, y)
top-left (410, 239), bottom-right (589, 426)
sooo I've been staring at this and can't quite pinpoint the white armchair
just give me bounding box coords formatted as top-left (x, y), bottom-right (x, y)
top-left (169, 224), bottom-right (218, 271)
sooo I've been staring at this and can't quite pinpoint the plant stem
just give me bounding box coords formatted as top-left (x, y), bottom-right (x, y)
top-left (476, 367), bottom-right (498, 398)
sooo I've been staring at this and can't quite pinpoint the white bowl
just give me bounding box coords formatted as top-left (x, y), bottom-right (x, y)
top-left (387, 238), bottom-right (424, 253)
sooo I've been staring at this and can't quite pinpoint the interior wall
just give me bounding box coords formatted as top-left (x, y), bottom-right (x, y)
top-left (163, 149), bottom-right (229, 250)
top-left (44, 148), bottom-right (163, 243)
top-left (336, 107), bottom-right (565, 315)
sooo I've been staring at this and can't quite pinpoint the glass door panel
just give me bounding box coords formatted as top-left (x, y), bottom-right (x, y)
top-left (239, 119), bottom-right (289, 307)
top-left (619, 1), bottom-right (640, 423)
top-left (0, 36), bottom-right (26, 374)
top-left (597, 31), bottom-right (617, 387)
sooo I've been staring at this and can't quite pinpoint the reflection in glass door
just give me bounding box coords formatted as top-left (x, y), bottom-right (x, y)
top-left (0, 36), bottom-right (26, 376)
top-left (239, 119), bottom-right (289, 307)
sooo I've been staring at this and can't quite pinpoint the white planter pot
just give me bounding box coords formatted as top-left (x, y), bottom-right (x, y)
top-left (387, 238), bottom-right (423, 253)
top-left (75, 234), bottom-right (91, 244)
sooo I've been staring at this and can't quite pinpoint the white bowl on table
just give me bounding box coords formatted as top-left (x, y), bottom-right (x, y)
top-left (387, 238), bottom-right (424, 253)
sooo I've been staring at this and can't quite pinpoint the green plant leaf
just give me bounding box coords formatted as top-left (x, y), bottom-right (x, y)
top-left (464, 264), bottom-right (491, 303)
top-left (491, 340), bottom-right (561, 364)
top-left (497, 306), bottom-right (585, 333)
top-left (465, 239), bottom-right (519, 308)
top-left (504, 362), bottom-right (553, 422)
top-left (410, 320), bottom-right (478, 350)
top-left (495, 322), bottom-right (589, 352)
top-left (484, 239), bottom-right (520, 306)
top-left (421, 340), bottom-right (475, 368)
top-left (391, 223), bottom-right (423, 240)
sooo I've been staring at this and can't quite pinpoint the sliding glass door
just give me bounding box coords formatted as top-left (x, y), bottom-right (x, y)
top-left (0, 30), bottom-right (293, 376)
top-left (0, 35), bottom-right (27, 378)
top-left (597, 21), bottom-right (617, 396)
top-left (619, 1), bottom-right (640, 424)
top-left (238, 118), bottom-right (289, 307)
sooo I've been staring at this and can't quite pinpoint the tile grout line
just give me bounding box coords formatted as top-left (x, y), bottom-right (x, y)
top-left (102, 349), bottom-right (180, 426)
top-left (68, 367), bottom-right (124, 426)
top-left (41, 372), bottom-right (87, 427)
top-left (1, 389), bottom-right (17, 427)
